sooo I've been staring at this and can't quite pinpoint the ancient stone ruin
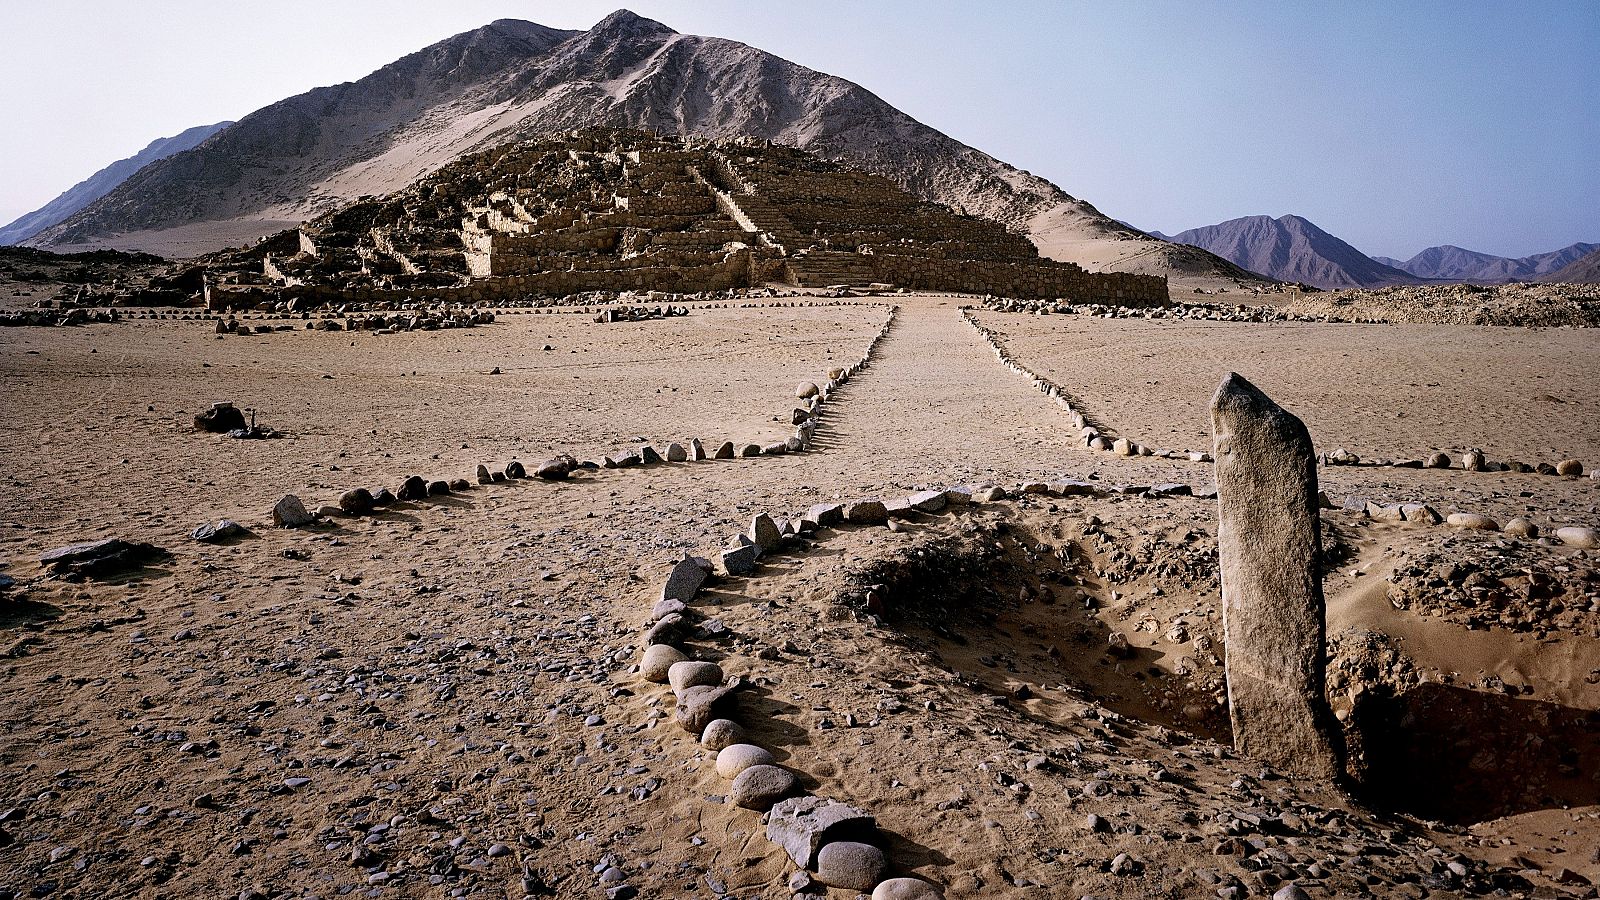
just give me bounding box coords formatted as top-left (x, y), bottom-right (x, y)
top-left (1210, 373), bottom-right (1344, 780)
top-left (198, 128), bottom-right (1167, 309)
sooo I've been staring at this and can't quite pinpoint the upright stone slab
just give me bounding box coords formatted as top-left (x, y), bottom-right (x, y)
top-left (1210, 373), bottom-right (1342, 780)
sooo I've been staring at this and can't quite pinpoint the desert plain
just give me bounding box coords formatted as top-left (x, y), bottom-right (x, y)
top-left (1, 279), bottom-right (1597, 900)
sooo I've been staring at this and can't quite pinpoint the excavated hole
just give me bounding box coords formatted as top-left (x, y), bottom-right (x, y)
top-left (837, 514), bottom-right (1232, 742)
top-left (1346, 679), bottom-right (1600, 825)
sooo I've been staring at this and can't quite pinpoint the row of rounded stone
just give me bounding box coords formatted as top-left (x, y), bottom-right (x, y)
top-left (792, 306), bottom-right (899, 453)
top-left (636, 531), bottom-right (943, 898)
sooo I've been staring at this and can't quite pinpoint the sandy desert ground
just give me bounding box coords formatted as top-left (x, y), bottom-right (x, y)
top-left (1, 290), bottom-right (1597, 900)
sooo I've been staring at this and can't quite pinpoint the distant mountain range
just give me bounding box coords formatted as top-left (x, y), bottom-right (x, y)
top-left (22, 9), bottom-right (1241, 280)
top-left (1372, 243), bottom-right (1597, 282)
top-left (0, 121), bottom-right (232, 246)
top-left (1156, 215), bottom-right (1599, 287)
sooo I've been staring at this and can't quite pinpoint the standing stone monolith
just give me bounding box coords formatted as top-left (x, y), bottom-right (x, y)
top-left (1210, 373), bottom-right (1343, 780)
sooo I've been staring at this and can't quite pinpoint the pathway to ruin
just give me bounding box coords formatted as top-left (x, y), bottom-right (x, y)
top-left (802, 295), bottom-right (1086, 485)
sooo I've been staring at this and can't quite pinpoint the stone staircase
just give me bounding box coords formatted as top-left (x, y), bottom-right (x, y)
top-left (785, 249), bottom-right (879, 287)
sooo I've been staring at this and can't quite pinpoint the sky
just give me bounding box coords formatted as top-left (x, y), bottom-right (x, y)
top-left (1, 0), bottom-right (1596, 260)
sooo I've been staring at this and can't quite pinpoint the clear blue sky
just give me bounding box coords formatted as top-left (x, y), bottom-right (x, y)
top-left (2, 0), bottom-right (1596, 259)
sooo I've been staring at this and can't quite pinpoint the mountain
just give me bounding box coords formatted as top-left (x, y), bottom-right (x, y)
top-left (0, 121), bottom-right (232, 246)
top-left (1162, 214), bottom-right (1421, 289)
top-left (27, 10), bottom-right (1243, 281)
top-left (1376, 242), bottom-right (1599, 282)
top-left (1540, 246), bottom-right (1600, 283)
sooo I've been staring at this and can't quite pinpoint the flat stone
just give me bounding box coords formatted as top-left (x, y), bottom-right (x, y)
top-left (728, 764), bottom-right (795, 811)
top-left (639, 644), bottom-right (687, 683)
top-left (700, 718), bottom-right (744, 751)
top-left (796, 381), bottom-right (820, 399)
top-left (1446, 512), bottom-right (1499, 532)
top-left (650, 598), bottom-right (687, 622)
top-left (845, 500), bottom-right (888, 525)
top-left (765, 796), bottom-right (877, 868)
top-left (715, 743), bottom-right (774, 778)
top-left (642, 613), bottom-right (686, 646)
top-left (668, 661), bottom-right (723, 694)
top-left (814, 840), bottom-right (887, 891)
top-left (1051, 480), bottom-right (1102, 497)
top-left (873, 878), bottom-right (945, 900)
top-left (805, 503), bottom-right (845, 527)
top-left (272, 495), bottom-right (314, 528)
top-left (191, 520), bottom-right (245, 543)
top-left (1210, 373), bottom-right (1342, 780)
top-left (908, 489), bottom-right (947, 512)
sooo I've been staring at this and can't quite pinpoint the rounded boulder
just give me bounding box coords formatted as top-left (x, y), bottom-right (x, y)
top-left (873, 878), bottom-right (945, 900)
top-left (1556, 526), bottom-right (1599, 549)
top-left (728, 764), bottom-right (795, 810)
top-left (639, 644), bottom-right (687, 683)
top-left (668, 661), bottom-right (723, 695)
top-left (715, 743), bottom-right (774, 779)
top-left (815, 840), bottom-right (887, 891)
top-left (1503, 518), bottom-right (1539, 538)
top-left (1446, 512), bottom-right (1499, 532)
top-left (700, 718), bottom-right (745, 751)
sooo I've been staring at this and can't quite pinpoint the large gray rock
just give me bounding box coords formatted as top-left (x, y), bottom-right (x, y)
top-left (750, 514), bottom-right (783, 552)
top-left (1210, 373), bottom-right (1342, 780)
top-left (676, 681), bottom-right (737, 734)
top-left (721, 544), bottom-right (759, 576)
top-left (662, 556), bottom-right (711, 603)
top-left (765, 796), bottom-right (877, 868)
top-left (534, 455), bottom-right (578, 480)
top-left (668, 660), bottom-right (723, 694)
top-left (272, 495), bottom-right (314, 528)
top-left (845, 500), bottom-right (888, 525)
